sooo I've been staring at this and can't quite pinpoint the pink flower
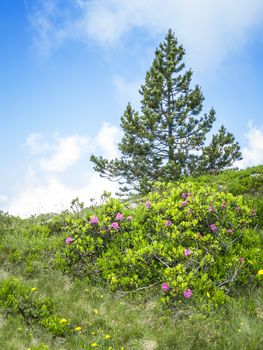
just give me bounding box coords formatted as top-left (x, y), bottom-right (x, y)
top-left (181, 200), bottom-right (188, 207)
top-left (65, 237), bottom-right (73, 245)
top-left (116, 212), bottom-right (124, 221)
top-left (181, 192), bottom-right (188, 199)
top-left (226, 228), bottom-right (233, 235)
top-left (239, 257), bottom-right (245, 263)
top-left (165, 220), bottom-right (172, 227)
top-left (126, 216), bottom-right (133, 221)
top-left (90, 216), bottom-right (99, 224)
top-left (183, 288), bottom-right (192, 299)
top-left (145, 200), bottom-right (151, 209)
top-left (208, 206), bottom-right (215, 212)
top-left (184, 249), bottom-right (192, 257)
top-left (162, 283), bottom-right (170, 292)
top-left (209, 224), bottom-right (217, 232)
top-left (111, 222), bottom-right (119, 229)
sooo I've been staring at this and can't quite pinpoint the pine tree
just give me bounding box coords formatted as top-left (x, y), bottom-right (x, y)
top-left (91, 30), bottom-right (242, 193)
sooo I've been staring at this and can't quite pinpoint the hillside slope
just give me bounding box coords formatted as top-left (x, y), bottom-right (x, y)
top-left (0, 166), bottom-right (262, 350)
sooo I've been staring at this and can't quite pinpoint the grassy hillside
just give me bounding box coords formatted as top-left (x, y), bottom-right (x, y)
top-left (0, 166), bottom-right (262, 350)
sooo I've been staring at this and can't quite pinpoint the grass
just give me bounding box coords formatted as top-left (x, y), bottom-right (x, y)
top-left (0, 166), bottom-right (263, 349)
top-left (0, 265), bottom-right (262, 349)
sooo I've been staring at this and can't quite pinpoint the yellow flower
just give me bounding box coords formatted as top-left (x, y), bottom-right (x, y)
top-left (60, 318), bottom-right (68, 324)
top-left (91, 331), bottom-right (96, 335)
top-left (75, 326), bottom-right (82, 331)
top-left (31, 287), bottom-right (37, 292)
top-left (93, 308), bottom-right (99, 315)
top-left (91, 343), bottom-right (98, 347)
top-left (104, 334), bottom-right (111, 339)
top-left (257, 269), bottom-right (263, 275)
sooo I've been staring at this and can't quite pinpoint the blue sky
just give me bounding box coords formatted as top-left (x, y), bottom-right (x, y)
top-left (1, 0), bottom-right (263, 216)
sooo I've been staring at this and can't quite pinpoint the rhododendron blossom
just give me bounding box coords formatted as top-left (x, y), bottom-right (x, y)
top-left (111, 222), bottom-right (119, 229)
top-left (90, 216), bottom-right (99, 224)
top-left (116, 212), bottom-right (124, 220)
top-left (161, 282), bottom-right (170, 292)
top-left (183, 288), bottom-right (192, 299)
top-left (65, 237), bottom-right (73, 244)
top-left (184, 249), bottom-right (192, 256)
top-left (210, 224), bottom-right (217, 232)
top-left (165, 220), bottom-right (172, 227)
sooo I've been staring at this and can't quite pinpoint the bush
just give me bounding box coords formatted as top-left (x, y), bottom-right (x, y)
top-left (59, 180), bottom-right (262, 309)
top-left (189, 165), bottom-right (263, 228)
top-left (0, 278), bottom-right (74, 336)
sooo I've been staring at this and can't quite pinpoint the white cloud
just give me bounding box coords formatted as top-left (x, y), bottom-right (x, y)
top-left (39, 135), bottom-right (91, 173)
top-left (3, 123), bottom-right (122, 217)
top-left (26, 132), bottom-right (52, 154)
top-left (96, 123), bottom-right (122, 159)
top-left (28, 0), bottom-right (263, 69)
top-left (6, 173), bottom-right (118, 218)
top-left (235, 123), bottom-right (263, 169)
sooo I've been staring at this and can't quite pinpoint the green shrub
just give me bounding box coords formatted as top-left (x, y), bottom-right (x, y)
top-left (0, 219), bottom-right (62, 277)
top-left (189, 166), bottom-right (263, 228)
top-left (0, 278), bottom-right (74, 336)
top-left (60, 181), bottom-right (262, 309)
top-left (189, 166), bottom-right (263, 195)
top-left (0, 211), bottom-right (21, 236)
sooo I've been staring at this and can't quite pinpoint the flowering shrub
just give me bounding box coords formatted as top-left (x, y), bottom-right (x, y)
top-left (59, 181), bottom-right (261, 309)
